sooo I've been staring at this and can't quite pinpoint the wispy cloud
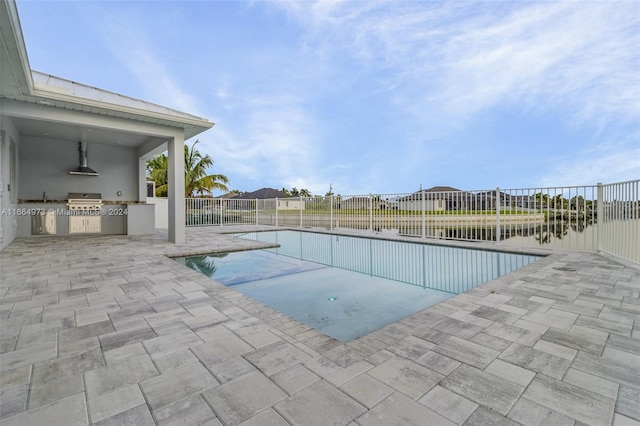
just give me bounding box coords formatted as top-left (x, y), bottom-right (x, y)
top-left (276, 1), bottom-right (640, 128)
top-left (89, 6), bottom-right (204, 117)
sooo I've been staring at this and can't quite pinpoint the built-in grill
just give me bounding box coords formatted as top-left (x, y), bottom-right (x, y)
top-left (67, 192), bottom-right (103, 212)
top-left (67, 193), bottom-right (103, 234)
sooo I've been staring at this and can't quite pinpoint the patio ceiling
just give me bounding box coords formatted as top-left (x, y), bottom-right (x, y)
top-left (9, 116), bottom-right (157, 148)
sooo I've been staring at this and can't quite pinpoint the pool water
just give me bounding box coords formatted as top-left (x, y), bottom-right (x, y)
top-left (175, 230), bottom-right (541, 342)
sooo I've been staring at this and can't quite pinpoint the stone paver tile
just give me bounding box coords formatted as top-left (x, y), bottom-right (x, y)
top-left (463, 406), bottom-right (520, 426)
top-left (324, 360), bottom-right (373, 387)
top-left (29, 373), bottom-right (84, 408)
top-left (419, 385), bottom-right (478, 424)
top-left (357, 392), bottom-right (456, 426)
top-left (485, 359), bottom-right (535, 387)
top-left (541, 326), bottom-right (607, 355)
top-left (429, 317), bottom-right (484, 339)
top-left (0, 342), bottom-right (57, 371)
top-left (142, 328), bottom-right (202, 359)
top-left (498, 343), bottom-right (571, 380)
top-left (183, 305), bottom-right (230, 331)
top-left (607, 333), bottom-right (640, 355)
top-left (415, 350), bottom-right (461, 376)
top-left (98, 324), bottom-right (156, 352)
top-left (521, 308), bottom-right (579, 330)
top-left (432, 336), bottom-right (499, 369)
top-left (562, 368), bottom-right (619, 400)
top-left (512, 318), bottom-right (549, 334)
top-left (93, 404), bottom-right (154, 426)
top-left (617, 385), bottom-right (640, 422)
top-left (153, 348), bottom-right (199, 373)
top-left (207, 356), bottom-right (256, 383)
top-left (523, 374), bottom-right (615, 426)
top-left (440, 364), bottom-right (524, 416)
top-left (270, 364), bottom-right (320, 395)
top-left (0, 392), bottom-right (88, 426)
top-left (471, 305), bottom-right (521, 324)
top-left (274, 380), bottom-right (364, 426)
top-left (340, 374), bottom-right (394, 409)
top-left (232, 323), bottom-right (281, 349)
top-left (367, 357), bottom-right (443, 399)
top-left (0, 382), bottom-right (28, 418)
top-left (388, 335), bottom-right (435, 360)
top-left (244, 340), bottom-right (311, 376)
top-left (612, 413), bottom-right (640, 426)
top-left (58, 320), bottom-right (114, 342)
top-left (202, 370), bottom-right (287, 425)
top-left (415, 327), bottom-right (451, 344)
top-left (84, 353), bottom-right (158, 399)
top-left (239, 408), bottom-right (288, 426)
top-left (575, 315), bottom-right (633, 336)
top-left (140, 362), bottom-right (218, 411)
top-left (507, 397), bottom-right (574, 426)
top-left (88, 384), bottom-right (144, 424)
top-left (533, 339), bottom-right (577, 360)
top-left (484, 322), bottom-right (542, 346)
top-left (603, 346), bottom-right (640, 365)
top-left (572, 351), bottom-right (640, 388)
top-left (152, 394), bottom-right (217, 426)
top-left (470, 332), bottom-right (513, 351)
top-left (191, 340), bottom-right (237, 366)
top-left (476, 293), bottom-right (512, 308)
top-left (197, 325), bottom-right (255, 353)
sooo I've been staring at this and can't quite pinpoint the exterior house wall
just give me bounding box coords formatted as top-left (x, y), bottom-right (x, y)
top-left (18, 137), bottom-right (138, 202)
top-left (397, 198), bottom-right (445, 211)
top-left (276, 199), bottom-right (305, 210)
top-left (0, 116), bottom-right (20, 250)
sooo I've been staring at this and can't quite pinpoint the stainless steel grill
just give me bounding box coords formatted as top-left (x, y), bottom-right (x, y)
top-left (67, 192), bottom-right (103, 212)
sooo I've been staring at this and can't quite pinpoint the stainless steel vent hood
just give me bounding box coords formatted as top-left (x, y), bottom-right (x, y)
top-left (69, 141), bottom-right (99, 176)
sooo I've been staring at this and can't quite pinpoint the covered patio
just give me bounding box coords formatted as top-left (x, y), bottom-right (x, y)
top-left (1, 0), bottom-right (212, 249)
top-left (1, 226), bottom-right (638, 425)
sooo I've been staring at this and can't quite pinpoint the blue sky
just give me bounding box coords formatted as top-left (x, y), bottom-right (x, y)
top-left (17, 1), bottom-right (640, 196)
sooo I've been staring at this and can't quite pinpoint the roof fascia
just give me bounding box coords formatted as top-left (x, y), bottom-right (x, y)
top-left (0, 0), bottom-right (34, 94)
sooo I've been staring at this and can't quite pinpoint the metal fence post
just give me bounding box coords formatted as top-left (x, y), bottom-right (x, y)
top-left (369, 194), bottom-right (373, 232)
top-left (275, 197), bottom-right (278, 227)
top-left (330, 196), bottom-right (334, 231)
top-left (495, 187), bottom-right (501, 243)
top-left (255, 198), bottom-right (258, 225)
top-left (596, 182), bottom-right (603, 253)
top-left (300, 195), bottom-right (303, 228)
top-left (421, 188), bottom-right (426, 239)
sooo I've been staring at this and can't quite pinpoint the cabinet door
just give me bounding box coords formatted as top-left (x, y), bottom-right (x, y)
top-left (85, 216), bottom-right (102, 233)
top-left (69, 216), bottom-right (85, 234)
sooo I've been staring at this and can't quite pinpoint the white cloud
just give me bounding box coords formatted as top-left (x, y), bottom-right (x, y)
top-left (91, 8), bottom-right (204, 116)
top-left (274, 1), bottom-right (640, 128)
top-left (540, 142), bottom-right (640, 187)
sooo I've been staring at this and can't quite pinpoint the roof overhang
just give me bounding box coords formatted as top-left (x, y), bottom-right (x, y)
top-left (0, 0), bottom-right (213, 152)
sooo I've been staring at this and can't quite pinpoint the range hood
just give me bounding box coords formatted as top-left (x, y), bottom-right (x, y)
top-left (69, 141), bottom-right (99, 176)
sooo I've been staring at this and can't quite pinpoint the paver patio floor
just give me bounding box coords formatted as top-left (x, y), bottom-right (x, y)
top-left (1, 226), bottom-right (638, 425)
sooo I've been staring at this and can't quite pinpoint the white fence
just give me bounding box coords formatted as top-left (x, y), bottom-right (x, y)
top-left (153, 179), bottom-right (639, 264)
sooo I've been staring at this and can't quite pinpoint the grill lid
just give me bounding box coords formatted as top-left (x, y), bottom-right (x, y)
top-left (67, 192), bottom-right (102, 202)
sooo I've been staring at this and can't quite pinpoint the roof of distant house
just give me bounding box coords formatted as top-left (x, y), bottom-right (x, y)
top-left (234, 188), bottom-right (287, 199)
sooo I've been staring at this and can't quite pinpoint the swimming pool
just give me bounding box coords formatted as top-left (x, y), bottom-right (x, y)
top-left (175, 230), bottom-right (541, 341)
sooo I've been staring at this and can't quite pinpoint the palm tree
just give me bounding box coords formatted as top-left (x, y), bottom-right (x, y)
top-left (147, 140), bottom-right (229, 197)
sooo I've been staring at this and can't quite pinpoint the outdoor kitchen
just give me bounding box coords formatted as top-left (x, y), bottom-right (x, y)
top-left (12, 138), bottom-right (155, 238)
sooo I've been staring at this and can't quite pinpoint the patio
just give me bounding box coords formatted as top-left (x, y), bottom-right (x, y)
top-left (1, 226), bottom-right (639, 425)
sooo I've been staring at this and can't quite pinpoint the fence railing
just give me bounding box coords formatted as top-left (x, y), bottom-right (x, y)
top-left (154, 179), bottom-right (639, 264)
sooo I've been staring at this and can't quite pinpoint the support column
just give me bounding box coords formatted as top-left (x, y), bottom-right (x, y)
top-left (168, 135), bottom-right (185, 244)
top-left (138, 158), bottom-right (147, 201)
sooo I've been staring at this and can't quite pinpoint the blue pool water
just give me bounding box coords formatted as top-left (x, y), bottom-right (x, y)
top-left (175, 230), bottom-right (541, 342)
